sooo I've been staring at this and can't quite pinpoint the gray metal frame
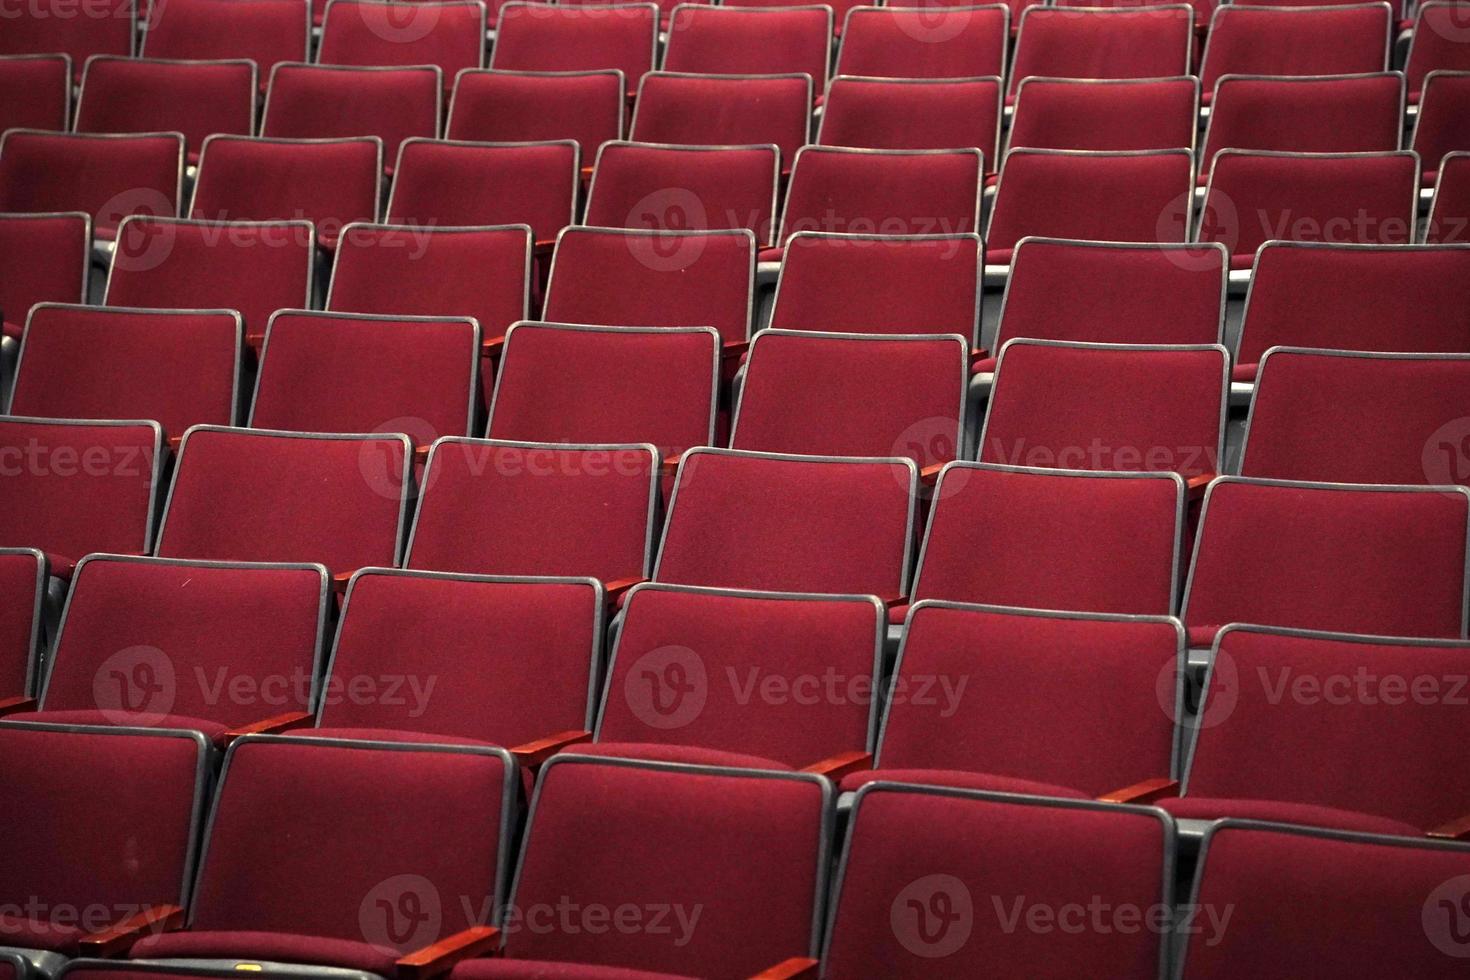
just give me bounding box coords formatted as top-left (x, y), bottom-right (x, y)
top-left (1008, 75), bottom-right (1200, 157)
top-left (260, 61), bottom-right (444, 143)
top-left (58, 962), bottom-right (376, 980)
top-left (1411, 70), bottom-right (1470, 190)
top-left (493, 1), bottom-right (660, 79)
top-left (0, 53), bottom-right (72, 131)
top-left (665, 3), bottom-right (834, 88)
top-left (0, 548), bottom-right (47, 697)
top-left (630, 70), bottom-right (814, 148)
top-left (1426, 149), bottom-right (1470, 243)
top-left (1010, 4), bottom-right (1195, 97)
top-left (1200, 2), bottom-right (1396, 86)
top-left (75, 55), bottom-right (260, 138)
top-left (139, 0), bottom-right (312, 63)
top-left (0, 211), bottom-right (91, 307)
top-left (818, 74), bottom-right (1004, 164)
top-left (0, 128), bottom-right (187, 223)
top-left (385, 137), bottom-right (580, 230)
top-left (446, 68), bottom-right (628, 144)
top-left (836, 6), bottom-right (1013, 81)
top-left (189, 135), bottom-right (386, 223)
top-left (317, 0), bottom-right (488, 69)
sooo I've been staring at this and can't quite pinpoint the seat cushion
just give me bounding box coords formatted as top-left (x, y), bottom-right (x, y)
top-left (839, 767), bottom-right (1090, 798)
top-left (1159, 796), bottom-right (1423, 837)
top-left (567, 742), bottom-right (794, 772)
top-left (0, 913), bottom-right (84, 953)
top-left (453, 960), bottom-right (695, 980)
top-left (130, 929), bottom-right (401, 975)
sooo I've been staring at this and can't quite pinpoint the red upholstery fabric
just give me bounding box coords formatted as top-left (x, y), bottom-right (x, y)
top-left (819, 76), bottom-right (1002, 161)
top-left (318, 0), bottom-right (486, 86)
top-left (0, 419), bottom-right (159, 562)
top-left (0, 55), bottom-right (71, 134)
top-left (656, 449), bottom-right (915, 597)
top-left (585, 143), bottom-right (779, 244)
top-left (570, 742), bottom-right (792, 771)
top-left (597, 585), bottom-right (878, 767)
top-left (8, 708), bottom-right (229, 741)
top-left (1427, 151), bottom-right (1470, 243)
top-left (1200, 4), bottom-right (1392, 99)
top-left (501, 757), bottom-right (826, 975)
top-left (11, 305), bottom-right (239, 439)
top-left (447, 69), bottom-right (624, 164)
top-left (144, 0), bottom-right (310, 79)
top-left (106, 218), bottom-right (315, 338)
top-left (1008, 76), bottom-right (1198, 153)
top-left (455, 962), bottom-right (692, 980)
top-left (1183, 479), bottom-right (1470, 640)
top-left (543, 227), bottom-right (754, 347)
top-left (0, 913), bottom-right (83, 953)
top-left (824, 787), bottom-right (1168, 977)
top-left (835, 6), bottom-right (1008, 80)
top-left (320, 570), bottom-right (599, 747)
top-left (1159, 798), bottom-right (1422, 837)
top-left (493, 2), bottom-right (656, 97)
top-left (156, 427), bottom-right (409, 575)
top-left (409, 440), bottom-right (658, 582)
top-left (1009, 6), bottom-right (1193, 95)
top-left (0, 0), bottom-right (132, 73)
top-left (489, 322), bottom-right (717, 458)
top-left (1406, 2), bottom-right (1470, 100)
top-left (664, 5), bottom-right (832, 91)
top-left (0, 550), bottom-right (41, 697)
top-left (838, 768), bottom-right (1089, 797)
top-left (131, 930), bottom-right (400, 975)
top-left (733, 331), bottom-right (967, 465)
top-left (76, 57), bottom-right (256, 161)
top-left (0, 212), bottom-right (90, 339)
top-left (1413, 71), bottom-right (1470, 182)
top-left (387, 139), bottom-right (578, 246)
top-left (1233, 0), bottom-right (1402, 20)
top-left (985, 149), bottom-right (1194, 259)
top-left (0, 131), bottom-right (182, 237)
top-left (769, 232), bottom-right (981, 344)
top-left (632, 71), bottom-right (811, 167)
top-left (1181, 824), bottom-right (1470, 977)
top-left (263, 64), bottom-right (440, 164)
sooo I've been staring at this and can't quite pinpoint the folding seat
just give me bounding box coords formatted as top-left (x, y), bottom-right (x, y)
top-left (141, 0), bottom-right (311, 82)
top-left (75, 57), bottom-right (257, 165)
top-left (1427, 150), bottom-right (1470, 243)
top-left (446, 68), bottom-right (625, 162)
top-left (651, 448), bottom-right (917, 598)
top-left (0, 131), bottom-right (184, 239)
top-left (406, 438), bottom-right (660, 584)
top-left (1405, 1), bottom-right (1470, 103)
top-left (1413, 71), bottom-right (1470, 186)
top-left (984, 148), bottom-right (1195, 267)
top-left (155, 427), bottom-right (411, 578)
top-left (1181, 823), bottom-right (1470, 977)
top-left (818, 75), bottom-right (1003, 161)
top-left (834, 5), bottom-right (1009, 80)
top-left (1183, 478), bottom-right (1470, 647)
top-left (491, 1), bottom-right (658, 98)
top-left (487, 321), bottom-right (719, 460)
top-left (981, 340), bottom-right (1228, 479)
top-left (317, 0), bottom-right (487, 91)
top-left (543, 226), bottom-right (755, 350)
top-left (0, 54), bottom-right (71, 135)
top-left (250, 310), bottom-right (479, 444)
top-left (1008, 5), bottom-right (1194, 98)
top-left (1199, 3), bottom-right (1393, 101)
top-left (584, 141), bottom-right (780, 244)
top-left (1007, 75), bottom-right (1198, 153)
top-left (1200, 72), bottom-right (1405, 178)
top-left (632, 71), bottom-right (812, 166)
top-left (0, 0), bottom-right (133, 77)
top-left (1234, 242), bottom-right (1470, 379)
top-left (731, 330), bottom-right (969, 469)
top-left (3, 554), bottom-right (327, 742)
top-left (769, 232), bottom-right (983, 347)
top-left (0, 212), bottom-right (89, 343)
top-left (1199, 150), bottom-right (1418, 271)
top-left (823, 783), bottom-right (1174, 978)
top-left (0, 722), bottom-right (209, 978)
top-left (663, 4), bottom-right (834, 92)
top-left (261, 63), bottom-right (441, 165)
top-left (189, 135), bottom-right (382, 250)
top-left (385, 138), bottom-right (578, 247)
top-left (0, 549), bottom-right (44, 701)
top-left (10, 305), bottom-right (241, 443)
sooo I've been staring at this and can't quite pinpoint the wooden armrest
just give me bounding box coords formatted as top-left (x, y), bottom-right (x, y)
top-left (660, 454), bottom-right (682, 476)
top-left (413, 445), bottom-right (432, 464)
top-left (0, 695), bottom-right (39, 717)
top-left (245, 332), bottom-right (265, 351)
top-left (1428, 814), bottom-right (1470, 840)
top-left (397, 925), bottom-right (501, 980)
top-left (481, 334), bottom-right (506, 356)
top-left (969, 347), bottom-right (990, 363)
top-left (331, 572), bottom-right (354, 595)
top-left (604, 577), bottom-right (647, 603)
top-left (749, 957), bottom-right (820, 979)
top-left (221, 710), bottom-right (314, 745)
top-left (801, 750), bottom-right (873, 780)
top-left (78, 904), bottom-right (184, 958)
top-left (882, 596), bottom-right (908, 610)
top-left (1097, 778), bottom-right (1179, 805)
top-left (167, 434), bottom-right (185, 451)
top-left (1186, 473), bottom-right (1214, 501)
top-left (721, 340), bottom-right (751, 360)
top-left (919, 462), bottom-right (945, 484)
top-left (510, 729), bottom-right (592, 767)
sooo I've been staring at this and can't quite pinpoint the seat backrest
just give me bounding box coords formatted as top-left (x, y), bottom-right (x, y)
top-left (598, 584), bottom-right (881, 766)
top-left (320, 569), bottom-right (602, 745)
top-left (488, 321), bottom-right (718, 458)
top-left (0, 130), bottom-right (184, 236)
top-left (0, 549), bottom-right (44, 697)
top-left (0, 54), bottom-right (71, 134)
top-left (835, 5), bottom-right (1009, 80)
top-left (1406, 1), bottom-right (1470, 100)
top-left (11, 304), bottom-right (241, 439)
top-left (0, 0), bottom-right (133, 69)
top-left (407, 438), bottom-right (660, 582)
top-left (143, 0), bottom-right (310, 77)
top-left (1427, 150), bottom-right (1470, 243)
top-left (1184, 477), bottom-right (1470, 640)
top-left (1009, 5), bottom-right (1193, 94)
top-left (262, 63), bottom-right (441, 163)
top-left (318, 0), bottom-right (487, 80)
top-left (76, 56), bottom-right (257, 160)
top-left (664, 4), bottom-right (833, 89)
top-left (156, 426), bottom-right (411, 574)
top-left (1413, 70), bottom-right (1470, 181)
top-left (818, 75), bottom-right (1002, 161)
top-left (446, 68), bottom-right (625, 162)
top-left (0, 211), bottom-right (90, 335)
top-left (914, 463), bottom-right (1185, 614)
top-left (492, 1), bottom-right (657, 95)
top-left (1008, 76), bottom-right (1199, 153)
top-left (769, 232), bottom-right (983, 346)
top-left (1201, 2), bottom-right (1391, 94)
top-left (656, 448), bottom-right (917, 598)
top-left (632, 71), bottom-right (812, 165)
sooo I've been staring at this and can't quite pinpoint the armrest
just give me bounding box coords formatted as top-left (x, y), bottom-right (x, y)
top-left (660, 454), bottom-right (682, 476)
top-left (245, 332), bottom-right (265, 351)
top-left (1097, 778), bottom-right (1179, 805)
top-left (882, 596), bottom-right (908, 610)
top-left (749, 957), bottom-right (820, 979)
top-left (397, 925), bottom-right (501, 980)
top-left (604, 577), bottom-right (648, 604)
top-left (0, 695), bottom-right (39, 717)
top-left (721, 340), bottom-right (751, 360)
top-left (221, 710), bottom-right (314, 745)
top-left (969, 347), bottom-right (990, 365)
top-left (919, 463), bottom-right (945, 484)
top-left (167, 434), bottom-right (185, 452)
top-left (333, 572), bottom-right (353, 595)
top-left (413, 445), bottom-right (432, 465)
top-left (77, 903), bottom-right (184, 958)
top-left (1428, 814), bottom-right (1470, 840)
top-left (801, 750), bottom-right (872, 781)
top-left (481, 334), bottom-right (506, 357)
top-left (1186, 473), bottom-right (1214, 502)
top-left (510, 729), bottom-right (592, 768)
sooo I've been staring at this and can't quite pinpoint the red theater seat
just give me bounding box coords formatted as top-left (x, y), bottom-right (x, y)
top-left (143, 0), bottom-right (310, 81)
top-left (75, 57), bottom-right (257, 164)
top-left (0, 54), bottom-right (71, 134)
top-left (492, 1), bottom-right (657, 98)
top-left (447, 69), bottom-right (626, 162)
top-left (1199, 3), bottom-right (1393, 102)
top-left (1405, 1), bottom-right (1470, 102)
top-left (1427, 150), bottom-right (1470, 243)
top-left (1008, 5), bottom-right (1194, 97)
top-left (664, 4), bottom-right (833, 92)
top-left (818, 76), bottom-right (1002, 161)
top-left (1007, 76), bottom-right (1199, 153)
top-left (0, 212), bottom-right (90, 342)
top-left (0, 131), bottom-right (184, 239)
top-left (0, 0), bottom-right (133, 76)
top-left (1413, 70), bottom-right (1470, 185)
top-left (262, 63), bottom-right (441, 165)
top-left (835, 5), bottom-right (1009, 80)
top-left (317, 0), bottom-right (487, 89)
top-left (632, 71), bottom-right (812, 166)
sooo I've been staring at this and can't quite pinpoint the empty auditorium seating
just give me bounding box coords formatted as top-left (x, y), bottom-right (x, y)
top-left (1008, 5), bottom-right (1194, 96)
top-left (1199, 150), bottom-right (1418, 269)
top-left (250, 310), bottom-right (479, 443)
top-left (1007, 76), bottom-right (1199, 153)
top-left (446, 68), bottom-right (625, 160)
top-left (835, 5), bottom-right (1009, 80)
top-left (1427, 150), bottom-right (1470, 243)
top-left (0, 212), bottom-right (90, 342)
top-left (0, 54), bottom-right (71, 134)
top-left (1413, 71), bottom-right (1470, 185)
top-left (492, 1), bottom-right (657, 97)
top-left (664, 4), bottom-right (834, 90)
top-left (585, 141), bottom-right (780, 244)
top-left (190, 135), bottom-right (382, 249)
top-left (769, 232), bottom-right (983, 347)
top-left (0, 131), bottom-right (184, 238)
top-left (0, 0), bottom-right (133, 75)
top-left (1200, 3), bottom-right (1393, 100)
top-left (142, 0), bottom-right (310, 82)
top-left (1405, 1), bottom-right (1470, 103)
top-left (407, 438), bottom-right (660, 583)
top-left (75, 57), bottom-right (257, 164)
top-left (985, 148), bottom-right (1195, 266)
top-left (0, 549), bottom-right (43, 699)
top-left (910, 464), bottom-right (1185, 615)
top-left (262, 63), bottom-right (441, 164)
top-left (155, 427), bottom-right (410, 577)
top-left (818, 76), bottom-right (1003, 160)
top-left (632, 71), bottom-right (812, 166)
top-left (487, 321), bottom-right (719, 458)
top-left (10, 305), bottom-right (240, 442)
top-left (1183, 477), bottom-right (1470, 646)
top-left (317, 0), bottom-right (487, 87)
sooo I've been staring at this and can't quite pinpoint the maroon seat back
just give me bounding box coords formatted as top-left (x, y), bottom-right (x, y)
top-left (447, 69), bottom-right (625, 163)
top-left (0, 131), bottom-right (184, 237)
